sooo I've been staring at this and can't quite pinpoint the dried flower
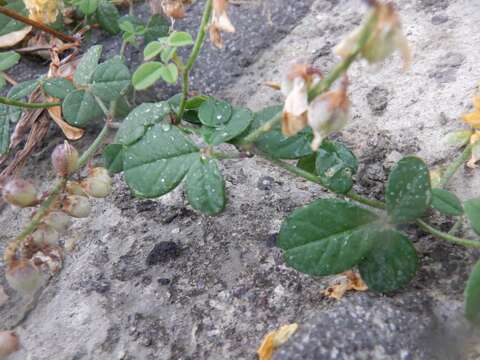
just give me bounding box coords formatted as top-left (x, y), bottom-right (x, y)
top-left (0, 331), bottom-right (20, 358)
top-left (281, 63), bottom-right (322, 136)
top-left (257, 323), bottom-right (298, 360)
top-left (334, 3), bottom-right (411, 70)
top-left (23, 0), bottom-right (60, 24)
top-left (209, 0), bottom-right (235, 48)
top-left (2, 179), bottom-right (39, 208)
top-left (51, 141), bottom-right (79, 177)
top-left (161, 0), bottom-right (192, 18)
top-left (307, 77), bottom-right (350, 151)
top-left (461, 96), bottom-right (480, 168)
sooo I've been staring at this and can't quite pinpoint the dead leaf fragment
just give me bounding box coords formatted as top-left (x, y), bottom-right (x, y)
top-left (322, 270), bottom-right (368, 300)
top-left (0, 26), bottom-right (32, 48)
top-left (47, 101), bottom-right (84, 140)
top-left (257, 323), bottom-right (298, 360)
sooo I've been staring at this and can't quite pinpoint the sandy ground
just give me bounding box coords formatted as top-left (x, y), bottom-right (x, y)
top-left (1, 0), bottom-right (480, 359)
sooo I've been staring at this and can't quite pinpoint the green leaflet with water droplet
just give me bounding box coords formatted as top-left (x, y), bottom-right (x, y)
top-left (91, 59), bottom-right (130, 102)
top-left (198, 97), bottom-right (232, 127)
top-left (114, 102), bottom-right (172, 146)
top-left (62, 90), bottom-right (103, 128)
top-left (74, 45), bottom-right (103, 86)
top-left (278, 199), bottom-right (379, 276)
top-left (103, 143), bottom-right (124, 174)
top-left (358, 230), bottom-right (418, 293)
top-left (386, 156), bottom-right (432, 224)
top-left (315, 139), bottom-right (358, 194)
top-left (123, 123), bottom-right (199, 198)
top-left (185, 157), bottom-right (225, 215)
top-left (206, 107), bottom-right (253, 145)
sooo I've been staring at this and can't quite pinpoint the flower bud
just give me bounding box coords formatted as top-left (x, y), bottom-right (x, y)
top-left (51, 141), bottom-right (79, 177)
top-left (6, 260), bottom-right (45, 295)
top-left (62, 195), bottom-right (91, 218)
top-left (31, 224), bottom-right (60, 246)
top-left (2, 179), bottom-right (38, 207)
top-left (44, 211), bottom-right (71, 234)
top-left (81, 177), bottom-right (112, 198)
top-left (66, 181), bottom-right (88, 197)
top-left (0, 331), bottom-right (20, 358)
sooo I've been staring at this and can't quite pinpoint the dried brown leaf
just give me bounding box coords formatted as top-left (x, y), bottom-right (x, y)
top-left (47, 101), bottom-right (84, 140)
top-left (257, 323), bottom-right (298, 360)
top-left (322, 271), bottom-right (368, 300)
top-left (0, 26), bottom-right (32, 48)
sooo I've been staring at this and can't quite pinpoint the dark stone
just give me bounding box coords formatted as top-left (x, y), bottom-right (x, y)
top-left (366, 86), bottom-right (389, 116)
top-left (146, 241), bottom-right (181, 265)
top-left (158, 278), bottom-right (171, 285)
top-left (431, 14), bottom-right (448, 25)
top-left (257, 176), bottom-right (275, 191)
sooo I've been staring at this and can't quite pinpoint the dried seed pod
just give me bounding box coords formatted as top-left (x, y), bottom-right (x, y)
top-left (81, 177), bottom-right (112, 198)
top-left (2, 179), bottom-right (38, 207)
top-left (51, 141), bottom-right (79, 177)
top-left (0, 331), bottom-right (20, 358)
top-left (62, 195), bottom-right (91, 218)
top-left (44, 211), bottom-right (72, 234)
top-left (31, 224), bottom-right (60, 246)
top-left (5, 260), bottom-right (45, 295)
top-left (66, 181), bottom-right (88, 197)
top-left (88, 167), bottom-right (112, 185)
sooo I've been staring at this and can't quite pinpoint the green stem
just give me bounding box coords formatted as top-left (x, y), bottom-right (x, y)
top-left (0, 96), bottom-right (60, 109)
top-left (437, 142), bottom-right (474, 188)
top-left (176, 0), bottom-right (213, 120)
top-left (416, 219), bottom-right (480, 248)
top-left (4, 125), bottom-right (110, 265)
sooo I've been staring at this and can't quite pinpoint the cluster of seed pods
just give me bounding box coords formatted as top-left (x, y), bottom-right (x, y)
top-left (2, 142), bottom-right (112, 297)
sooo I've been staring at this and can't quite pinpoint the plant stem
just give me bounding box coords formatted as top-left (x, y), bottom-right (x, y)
top-left (0, 96), bottom-right (60, 109)
top-left (176, 0), bottom-right (213, 120)
top-left (3, 125), bottom-right (110, 265)
top-left (0, 6), bottom-right (77, 43)
top-left (238, 12), bottom-right (378, 146)
top-left (416, 219), bottom-right (480, 248)
top-left (437, 142), bottom-right (474, 188)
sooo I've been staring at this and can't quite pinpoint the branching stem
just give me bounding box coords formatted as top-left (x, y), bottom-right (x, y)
top-left (176, 0), bottom-right (213, 120)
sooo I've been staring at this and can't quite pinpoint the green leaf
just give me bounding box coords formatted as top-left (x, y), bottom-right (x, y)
top-left (278, 199), bottom-right (379, 276)
top-left (74, 45), bottom-right (103, 86)
top-left (160, 47), bottom-right (176, 63)
top-left (115, 102), bottom-right (171, 145)
top-left (124, 123), bottom-right (199, 198)
top-left (91, 59), bottom-right (130, 102)
top-left (168, 31), bottom-right (194, 47)
top-left (0, 51), bottom-right (20, 72)
top-left (0, 0), bottom-right (27, 37)
top-left (42, 78), bottom-right (76, 99)
top-left (431, 188), bottom-right (463, 216)
top-left (0, 75), bottom-right (5, 90)
top-left (8, 79), bottom-right (38, 99)
top-left (143, 41), bottom-right (163, 60)
top-left (358, 230), bottom-right (418, 293)
top-left (132, 62), bottom-right (164, 90)
top-left (315, 140), bottom-right (358, 194)
top-left (158, 63), bottom-right (178, 84)
top-left (62, 90), bottom-right (103, 128)
top-left (78, 0), bottom-right (100, 15)
top-left (444, 130), bottom-right (473, 148)
top-left (297, 154), bottom-right (317, 174)
top-left (96, 0), bottom-right (120, 34)
top-left (208, 107), bottom-right (253, 145)
top-left (465, 259), bottom-right (480, 323)
top-left (186, 157), bottom-right (225, 215)
top-left (118, 15), bottom-right (144, 34)
top-left (198, 98), bottom-right (232, 127)
top-left (103, 143), bottom-right (124, 173)
top-left (249, 105), bottom-right (313, 159)
top-left (0, 105), bottom-right (10, 154)
top-left (386, 156), bottom-right (432, 224)
top-left (464, 199), bottom-right (480, 235)
top-left (144, 14), bottom-right (169, 43)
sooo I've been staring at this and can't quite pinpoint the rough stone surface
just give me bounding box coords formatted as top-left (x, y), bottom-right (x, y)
top-left (1, 0), bottom-right (480, 359)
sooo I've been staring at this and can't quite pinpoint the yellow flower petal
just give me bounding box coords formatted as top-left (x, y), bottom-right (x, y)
top-left (322, 271), bottom-right (368, 300)
top-left (463, 112), bottom-right (480, 128)
top-left (473, 97), bottom-right (480, 112)
top-left (257, 324), bottom-right (298, 360)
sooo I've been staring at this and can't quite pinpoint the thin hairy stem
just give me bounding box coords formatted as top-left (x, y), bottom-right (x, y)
top-left (176, 0), bottom-right (213, 120)
top-left (416, 219), bottom-right (480, 248)
top-left (437, 142), bottom-right (475, 188)
top-left (0, 96), bottom-right (60, 109)
top-left (0, 6), bottom-right (77, 43)
top-left (3, 125), bottom-right (110, 265)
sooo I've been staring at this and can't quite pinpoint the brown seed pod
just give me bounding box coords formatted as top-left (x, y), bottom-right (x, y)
top-left (0, 331), bottom-right (20, 358)
top-left (51, 141), bottom-right (79, 177)
top-left (2, 179), bottom-right (39, 207)
top-left (81, 177), bottom-right (112, 198)
top-left (62, 195), bottom-right (91, 218)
